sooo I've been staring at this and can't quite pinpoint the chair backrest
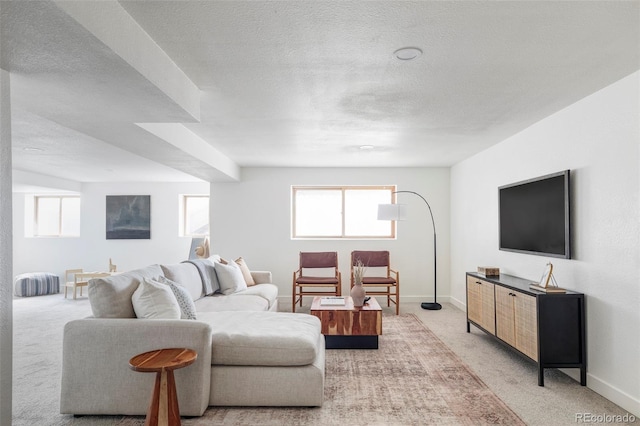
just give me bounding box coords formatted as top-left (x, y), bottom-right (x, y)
top-left (75, 272), bottom-right (111, 284)
top-left (351, 251), bottom-right (390, 268)
top-left (299, 252), bottom-right (338, 269)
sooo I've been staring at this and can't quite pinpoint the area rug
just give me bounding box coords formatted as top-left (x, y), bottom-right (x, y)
top-left (117, 313), bottom-right (524, 425)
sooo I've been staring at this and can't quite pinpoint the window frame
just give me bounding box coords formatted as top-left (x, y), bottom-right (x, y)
top-left (181, 194), bottom-right (210, 237)
top-left (291, 185), bottom-right (397, 239)
top-left (33, 195), bottom-right (80, 237)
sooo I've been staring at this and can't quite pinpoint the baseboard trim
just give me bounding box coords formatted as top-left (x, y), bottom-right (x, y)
top-left (582, 372), bottom-right (640, 417)
top-left (448, 295), bottom-right (466, 311)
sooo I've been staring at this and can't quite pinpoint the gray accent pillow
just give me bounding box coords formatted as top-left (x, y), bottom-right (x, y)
top-left (160, 276), bottom-right (197, 320)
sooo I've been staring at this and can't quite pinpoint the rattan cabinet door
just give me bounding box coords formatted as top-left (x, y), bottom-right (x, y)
top-left (495, 285), bottom-right (516, 347)
top-left (496, 286), bottom-right (538, 361)
top-left (466, 276), bottom-right (495, 335)
top-left (514, 292), bottom-right (538, 361)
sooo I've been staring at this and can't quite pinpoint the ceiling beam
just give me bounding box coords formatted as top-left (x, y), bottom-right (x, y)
top-left (136, 123), bottom-right (240, 182)
top-left (54, 0), bottom-right (200, 121)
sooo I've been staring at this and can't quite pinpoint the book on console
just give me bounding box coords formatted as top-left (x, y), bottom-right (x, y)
top-left (529, 284), bottom-right (566, 293)
top-left (320, 297), bottom-right (346, 305)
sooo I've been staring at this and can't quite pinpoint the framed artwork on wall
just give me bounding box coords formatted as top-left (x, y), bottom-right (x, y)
top-left (106, 195), bottom-right (151, 240)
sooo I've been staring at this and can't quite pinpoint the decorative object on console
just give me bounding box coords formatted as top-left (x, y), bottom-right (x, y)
top-left (350, 259), bottom-right (367, 307)
top-left (378, 190), bottom-right (441, 310)
top-left (477, 266), bottom-right (499, 276)
top-left (529, 262), bottom-right (566, 293)
top-left (106, 195), bottom-right (151, 240)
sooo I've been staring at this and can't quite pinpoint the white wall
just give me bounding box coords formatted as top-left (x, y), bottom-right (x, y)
top-left (210, 167), bottom-right (450, 304)
top-left (450, 72), bottom-right (640, 415)
top-left (13, 181), bottom-right (209, 279)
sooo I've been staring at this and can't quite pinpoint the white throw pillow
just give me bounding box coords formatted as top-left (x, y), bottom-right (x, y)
top-left (159, 276), bottom-right (197, 320)
top-left (214, 260), bottom-right (248, 295)
top-left (132, 278), bottom-right (181, 319)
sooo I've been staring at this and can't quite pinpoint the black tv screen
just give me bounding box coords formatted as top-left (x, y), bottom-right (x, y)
top-left (499, 170), bottom-right (571, 259)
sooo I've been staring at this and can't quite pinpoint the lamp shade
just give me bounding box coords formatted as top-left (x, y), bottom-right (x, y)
top-left (377, 204), bottom-right (408, 221)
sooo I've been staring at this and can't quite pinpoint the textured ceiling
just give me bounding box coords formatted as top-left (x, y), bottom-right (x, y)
top-left (2, 1), bottom-right (639, 186)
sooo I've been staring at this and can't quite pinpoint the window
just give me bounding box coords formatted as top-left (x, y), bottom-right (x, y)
top-left (181, 195), bottom-right (209, 236)
top-left (292, 186), bottom-right (396, 239)
top-left (33, 196), bottom-right (80, 237)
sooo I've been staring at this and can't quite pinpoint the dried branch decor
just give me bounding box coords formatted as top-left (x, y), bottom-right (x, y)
top-left (353, 259), bottom-right (366, 285)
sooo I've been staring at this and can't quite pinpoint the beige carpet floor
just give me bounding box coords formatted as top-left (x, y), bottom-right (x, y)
top-left (12, 294), bottom-right (634, 425)
top-left (117, 313), bottom-right (524, 426)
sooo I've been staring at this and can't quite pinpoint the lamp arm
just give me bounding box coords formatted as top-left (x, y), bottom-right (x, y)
top-left (392, 191), bottom-right (436, 236)
top-left (392, 190), bottom-right (441, 309)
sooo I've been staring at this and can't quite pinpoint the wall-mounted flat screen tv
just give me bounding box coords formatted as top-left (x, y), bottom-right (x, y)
top-left (499, 170), bottom-right (571, 259)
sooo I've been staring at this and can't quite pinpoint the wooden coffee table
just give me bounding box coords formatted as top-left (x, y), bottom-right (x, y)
top-left (310, 296), bottom-right (382, 349)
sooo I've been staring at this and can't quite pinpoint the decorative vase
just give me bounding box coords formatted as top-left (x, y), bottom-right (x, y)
top-left (351, 280), bottom-right (366, 307)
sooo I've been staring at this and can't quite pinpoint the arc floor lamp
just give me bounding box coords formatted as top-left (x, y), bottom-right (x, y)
top-left (378, 191), bottom-right (441, 310)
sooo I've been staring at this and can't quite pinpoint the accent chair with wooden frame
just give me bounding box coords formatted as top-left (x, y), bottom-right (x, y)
top-left (292, 251), bottom-right (342, 312)
top-left (350, 250), bottom-right (400, 315)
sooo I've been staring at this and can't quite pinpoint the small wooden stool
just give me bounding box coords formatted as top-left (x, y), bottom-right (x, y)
top-left (129, 348), bottom-right (197, 426)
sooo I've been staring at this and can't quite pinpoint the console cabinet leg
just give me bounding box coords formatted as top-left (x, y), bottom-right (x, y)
top-left (538, 365), bottom-right (544, 387)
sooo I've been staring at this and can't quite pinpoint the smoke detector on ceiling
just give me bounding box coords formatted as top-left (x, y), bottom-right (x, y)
top-left (393, 47), bottom-right (422, 61)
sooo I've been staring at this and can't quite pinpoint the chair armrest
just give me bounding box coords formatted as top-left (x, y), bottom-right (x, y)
top-left (250, 270), bottom-right (272, 284)
top-left (61, 318), bottom-right (212, 416)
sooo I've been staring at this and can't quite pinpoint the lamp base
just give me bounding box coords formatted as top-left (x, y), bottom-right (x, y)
top-left (421, 302), bottom-right (442, 310)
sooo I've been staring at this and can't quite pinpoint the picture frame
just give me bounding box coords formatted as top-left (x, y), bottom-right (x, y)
top-left (106, 195), bottom-right (151, 240)
top-left (539, 262), bottom-right (554, 288)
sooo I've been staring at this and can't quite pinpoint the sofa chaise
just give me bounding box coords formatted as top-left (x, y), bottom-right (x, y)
top-left (60, 260), bottom-right (325, 417)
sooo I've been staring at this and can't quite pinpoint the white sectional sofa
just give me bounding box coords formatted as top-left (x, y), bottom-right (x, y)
top-left (60, 260), bottom-right (325, 417)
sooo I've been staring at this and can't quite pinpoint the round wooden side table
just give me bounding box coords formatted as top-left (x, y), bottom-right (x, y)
top-left (129, 348), bottom-right (198, 426)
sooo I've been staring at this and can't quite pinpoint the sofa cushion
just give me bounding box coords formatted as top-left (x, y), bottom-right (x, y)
top-left (160, 276), bottom-right (197, 320)
top-left (235, 257), bottom-right (256, 286)
top-left (132, 278), bottom-right (181, 319)
top-left (160, 263), bottom-right (205, 301)
top-left (194, 294), bottom-right (269, 312)
top-left (214, 261), bottom-right (247, 295)
top-left (234, 283), bottom-right (278, 308)
top-left (88, 264), bottom-right (163, 318)
top-left (198, 311), bottom-right (321, 366)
